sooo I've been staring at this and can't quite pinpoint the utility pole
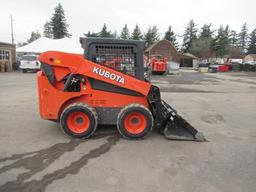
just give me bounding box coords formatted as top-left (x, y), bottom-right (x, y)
top-left (10, 14), bottom-right (14, 44)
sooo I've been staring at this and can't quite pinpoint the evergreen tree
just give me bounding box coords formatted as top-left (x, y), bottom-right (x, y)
top-left (199, 24), bottom-right (214, 39)
top-left (238, 23), bottom-right (248, 52)
top-left (247, 29), bottom-right (256, 54)
top-left (27, 30), bottom-right (41, 43)
top-left (229, 29), bottom-right (243, 58)
top-left (84, 31), bottom-right (99, 37)
top-left (144, 25), bottom-right (159, 46)
top-left (99, 23), bottom-right (113, 38)
top-left (224, 25), bottom-right (231, 48)
top-left (131, 24), bottom-right (142, 40)
top-left (190, 24), bottom-right (213, 59)
top-left (230, 30), bottom-right (239, 47)
top-left (43, 21), bottom-right (53, 38)
top-left (181, 19), bottom-right (198, 53)
top-left (120, 24), bottom-right (130, 39)
top-left (211, 25), bottom-right (230, 58)
top-left (164, 25), bottom-right (178, 49)
top-left (224, 25), bottom-right (231, 39)
top-left (51, 3), bottom-right (71, 39)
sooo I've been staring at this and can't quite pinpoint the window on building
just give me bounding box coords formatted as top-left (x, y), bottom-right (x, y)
top-left (6, 52), bottom-right (9, 60)
top-left (0, 50), bottom-right (3, 60)
top-left (0, 50), bottom-right (10, 61)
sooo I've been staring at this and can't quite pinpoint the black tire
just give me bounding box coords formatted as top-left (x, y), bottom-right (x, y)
top-left (60, 103), bottom-right (98, 139)
top-left (117, 104), bottom-right (153, 139)
top-left (22, 69), bottom-right (27, 73)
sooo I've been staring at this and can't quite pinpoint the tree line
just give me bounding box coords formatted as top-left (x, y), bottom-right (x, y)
top-left (85, 21), bottom-right (256, 59)
top-left (181, 20), bottom-right (256, 59)
top-left (84, 24), bottom-right (179, 50)
top-left (21, 3), bottom-right (256, 59)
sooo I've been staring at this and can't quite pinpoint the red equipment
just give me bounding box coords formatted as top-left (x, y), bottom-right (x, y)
top-left (218, 65), bottom-right (229, 72)
top-left (149, 55), bottom-right (168, 74)
top-left (37, 38), bottom-right (204, 141)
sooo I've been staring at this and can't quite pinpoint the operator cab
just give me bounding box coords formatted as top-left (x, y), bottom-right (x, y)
top-left (80, 38), bottom-right (146, 80)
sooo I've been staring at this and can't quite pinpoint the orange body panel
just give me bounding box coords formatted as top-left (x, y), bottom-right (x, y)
top-left (37, 71), bottom-right (84, 119)
top-left (39, 51), bottom-right (151, 96)
top-left (37, 51), bottom-right (151, 120)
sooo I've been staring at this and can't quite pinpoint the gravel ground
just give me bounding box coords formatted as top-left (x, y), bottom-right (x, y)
top-left (0, 70), bottom-right (255, 192)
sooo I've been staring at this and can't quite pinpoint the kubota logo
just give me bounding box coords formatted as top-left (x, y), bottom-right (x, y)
top-left (92, 67), bottom-right (125, 84)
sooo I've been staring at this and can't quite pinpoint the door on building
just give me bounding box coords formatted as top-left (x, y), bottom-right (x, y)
top-left (180, 58), bottom-right (193, 67)
top-left (0, 50), bottom-right (12, 71)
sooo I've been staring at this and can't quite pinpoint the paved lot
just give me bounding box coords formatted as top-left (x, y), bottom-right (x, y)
top-left (0, 70), bottom-right (256, 192)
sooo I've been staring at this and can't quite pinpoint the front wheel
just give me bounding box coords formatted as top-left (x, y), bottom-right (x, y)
top-left (117, 104), bottom-right (153, 139)
top-left (60, 103), bottom-right (98, 139)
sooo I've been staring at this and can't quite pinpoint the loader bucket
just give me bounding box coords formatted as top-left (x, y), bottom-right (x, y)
top-left (158, 100), bottom-right (206, 141)
top-left (163, 115), bottom-right (206, 141)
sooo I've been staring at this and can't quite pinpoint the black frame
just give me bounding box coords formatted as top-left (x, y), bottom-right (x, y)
top-left (83, 38), bottom-right (145, 80)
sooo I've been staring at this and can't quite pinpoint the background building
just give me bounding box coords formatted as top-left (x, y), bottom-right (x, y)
top-left (0, 42), bottom-right (16, 71)
top-left (144, 39), bottom-right (198, 67)
top-left (243, 54), bottom-right (256, 62)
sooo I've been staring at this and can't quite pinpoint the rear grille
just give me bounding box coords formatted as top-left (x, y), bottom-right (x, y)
top-left (92, 45), bottom-right (136, 76)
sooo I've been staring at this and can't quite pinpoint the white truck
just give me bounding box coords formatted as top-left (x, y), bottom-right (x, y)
top-left (19, 54), bottom-right (40, 73)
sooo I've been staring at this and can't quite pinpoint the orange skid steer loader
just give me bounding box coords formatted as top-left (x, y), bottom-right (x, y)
top-left (37, 38), bottom-right (205, 141)
top-left (149, 55), bottom-right (168, 74)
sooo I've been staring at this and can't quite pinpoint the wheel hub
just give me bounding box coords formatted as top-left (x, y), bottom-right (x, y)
top-left (131, 117), bottom-right (139, 124)
top-left (124, 112), bottom-right (147, 134)
top-left (76, 116), bottom-right (84, 124)
top-left (67, 111), bottom-right (90, 133)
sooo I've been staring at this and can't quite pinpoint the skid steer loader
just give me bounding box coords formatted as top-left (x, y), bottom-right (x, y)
top-left (37, 38), bottom-right (205, 141)
top-left (148, 55), bottom-right (168, 75)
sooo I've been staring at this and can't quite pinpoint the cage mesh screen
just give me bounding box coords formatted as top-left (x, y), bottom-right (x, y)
top-left (92, 45), bottom-right (136, 76)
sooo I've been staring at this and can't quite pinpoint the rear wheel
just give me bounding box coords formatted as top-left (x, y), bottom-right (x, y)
top-left (117, 104), bottom-right (153, 139)
top-left (22, 69), bottom-right (27, 73)
top-left (60, 103), bottom-right (98, 139)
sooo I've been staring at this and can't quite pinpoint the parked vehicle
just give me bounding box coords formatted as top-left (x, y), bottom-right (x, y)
top-left (229, 62), bottom-right (241, 71)
top-left (243, 61), bottom-right (256, 72)
top-left (218, 65), bottom-right (229, 72)
top-left (198, 63), bottom-right (209, 73)
top-left (208, 63), bottom-right (218, 73)
top-left (19, 54), bottom-right (40, 73)
top-left (149, 55), bottom-right (168, 75)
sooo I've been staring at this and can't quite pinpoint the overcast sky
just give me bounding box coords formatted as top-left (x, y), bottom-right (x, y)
top-left (0, 0), bottom-right (255, 44)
